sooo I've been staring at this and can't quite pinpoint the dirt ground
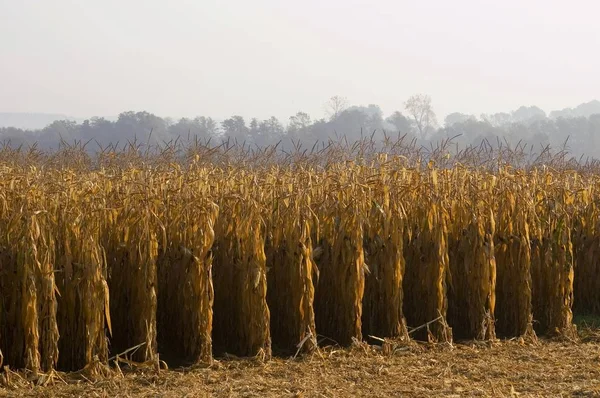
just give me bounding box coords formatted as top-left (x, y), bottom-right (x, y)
top-left (2, 334), bottom-right (600, 398)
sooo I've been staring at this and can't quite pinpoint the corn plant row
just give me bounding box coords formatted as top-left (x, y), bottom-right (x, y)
top-left (0, 158), bottom-right (596, 373)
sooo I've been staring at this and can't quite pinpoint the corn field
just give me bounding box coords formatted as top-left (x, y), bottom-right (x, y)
top-left (0, 142), bottom-right (598, 373)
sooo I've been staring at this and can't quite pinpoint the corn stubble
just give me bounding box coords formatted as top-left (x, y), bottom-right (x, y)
top-left (0, 145), bottom-right (597, 373)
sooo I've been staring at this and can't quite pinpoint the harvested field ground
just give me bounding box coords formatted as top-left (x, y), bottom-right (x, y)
top-left (2, 334), bottom-right (600, 397)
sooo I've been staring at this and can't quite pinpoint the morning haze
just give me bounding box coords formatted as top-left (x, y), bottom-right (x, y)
top-left (1, 0), bottom-right (599, 122)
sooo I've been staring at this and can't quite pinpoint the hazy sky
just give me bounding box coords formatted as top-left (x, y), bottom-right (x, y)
top-left (1, 0), bottom-right (599, 122)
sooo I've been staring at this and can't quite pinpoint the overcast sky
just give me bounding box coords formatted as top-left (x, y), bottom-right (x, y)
top-left (1, 0), bottom-right (599, 122)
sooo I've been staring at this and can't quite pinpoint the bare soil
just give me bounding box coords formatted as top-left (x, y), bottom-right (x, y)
top-left (2, 335), bottom-right (600, 397)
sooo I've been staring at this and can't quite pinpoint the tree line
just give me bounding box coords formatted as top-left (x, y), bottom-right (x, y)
top-left (1, 96), bottom-right (600, 159)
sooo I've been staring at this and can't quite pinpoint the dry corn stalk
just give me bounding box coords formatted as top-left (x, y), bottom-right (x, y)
top-left (54, 189), bottom-right (109, 371)
top-left (493, 171), bottom-right (535, 338)
top-left (314, 164), bottom-right (368, 346)
top-left (530, 172), bottom-right (577, 338)
top-left (447, 171), bottom-right (496, 340)
top-left (157, 172), bottom-right (218, 364)
top-left (104, 169), bottom-right (159, 363)
top-left (265, 186), bottom-right (317, 354)
top-left (0, 170), bottom-right (58, 372)
top-left (362, 172), bottom-right (409, 342)
top-left (572, 183), bottom-right (600, 315)
top-left (403, 169), bottom-right (452, 343)
top-left (212, 188), bottom-right (271, 358)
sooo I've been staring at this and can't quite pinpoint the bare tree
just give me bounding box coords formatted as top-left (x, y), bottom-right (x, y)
top-left (326, 95), bottom-right (349, 120)
top-left (405, 94), bottom-right (437, 137)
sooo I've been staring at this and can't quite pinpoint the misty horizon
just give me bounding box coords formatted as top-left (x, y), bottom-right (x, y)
top-left (2, 97), bottom-right (600, 130)
top-left (2, 95), bottom-right (600, 163)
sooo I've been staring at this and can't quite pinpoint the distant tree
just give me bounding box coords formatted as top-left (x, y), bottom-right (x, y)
top-left (405, 94), bottom-right (437, 137)
top-left (169, 117), bottom-right (194, 139)
top-left (588, 114), bottom-right (600, 151)
top-left (573, 100), bottom-right (600, 118)
top-left (42, 120), bottom-right (80, 147)
top-left (590, 113), bottom-right (600, 128)
top-left (444, 112), bottom-right (475, 127)
top-left (221, 115), bottom-right (250, 143)
top-left (325, 105), bottom-right (384, 142)
top-left (195, 116), bottom-right (218, 136)
top-left (307, 118), bottom-right (330, 143)
top-left (434, 119), bottom-right (500, 148)
top-left (90, 116), bottom-right (114, 129)
top-left (169, 116), bottom-right (217, 141)
top-left (114, 111), bottom-right (169, 146)
top-left (550, 100), bottom-right (600, 119)
top-left (0, 126), bottom-right (29, 147)
top-left (255, 116), bottom-right (284, 146)
top-left (385, 111), bottom-right (413, 133)
top-left (249, 118), bottom-right (260, 138)
top-left (549, 108), bottom-right (574, 120)
top-left (326, 95), bottom-right (349, 121)
top-left (481, 112), bottom-right (512, 127)
top-left (288, 112), bottom-right (312, 142)
top-left (530, 131), bottom-right (551, 148)
top-left (511, 106), bottom-right (547, 124)
top-left (362, 104), bottom-right (385, 134)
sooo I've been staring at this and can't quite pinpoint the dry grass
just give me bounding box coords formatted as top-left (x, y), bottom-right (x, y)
top-left (2, 338), bottom-right (599, 397)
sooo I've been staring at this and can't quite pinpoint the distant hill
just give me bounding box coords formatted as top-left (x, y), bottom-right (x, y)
top-left (549, 100), bottom-right (600, 119)
top-left (0, 113), bottom-right (85, 130)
